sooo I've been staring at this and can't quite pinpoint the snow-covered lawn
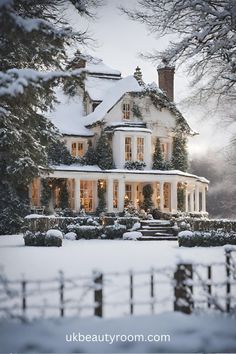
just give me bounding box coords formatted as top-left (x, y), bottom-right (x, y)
top-left (1, 312), bottom-right (236, 353)
top-left (0, 235), bottom-right (227, 278)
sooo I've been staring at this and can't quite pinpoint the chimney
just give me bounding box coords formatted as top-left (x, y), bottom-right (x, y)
top-left (157, 66), bottom-right (175, 101)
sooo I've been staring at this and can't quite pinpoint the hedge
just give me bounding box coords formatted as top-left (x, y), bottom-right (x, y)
top-left (178, 230), bottom-right (236, 247)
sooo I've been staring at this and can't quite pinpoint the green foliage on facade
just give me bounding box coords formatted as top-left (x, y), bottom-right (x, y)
top-left (82, 140), bottom-right (98, 165)
top-left (96, 131), bottom-right (114, 170)
top-left (152, 138), bottom-right (165, 170)
top-left (171, 133), bottom-right (188, 172)
top-left (96, 180), bottom-right (107, 215)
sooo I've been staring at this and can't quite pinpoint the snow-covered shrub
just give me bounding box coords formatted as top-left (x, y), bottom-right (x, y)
top-left (102, 216), bottom-right (115, 226)
top-left (178, 230), bottom-right (236, 247)
top-left (24, 231), bottom-right (46, 246)
top-left (70, 225), bottom-right (103, 240)
top-left (86, 217), bottom-right (100, 226)
top-left (130, 222), bottom-right (141, 231)
top-left (104, 223), bottom-right (126, 239)
top-left (117, 217), bottom-right (140, 230)
top-left (64, 232), bottom-right (77, 241)
top-left (152, 209), bottom-right (172, 220)
top-left (123, 231), bottom-right (142, 240)
top-left (45, 229), bottom-right (63, 247)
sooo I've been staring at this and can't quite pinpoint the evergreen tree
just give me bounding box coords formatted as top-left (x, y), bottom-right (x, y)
top-left (60, 181), bottom-right (69, 209)
top-left (0, 0), bottom-right (100, 233)
top-left (82, 140), bottom-right (98, 165)
top-left (171, 133), bottom-right (188, 172)
top-left (95, 181), bottom-right (106, 215)
top-left (152, 138), bottom-right (165, 170)
top-left (141, 184), bottom-right (154, 211)
top-left (96, 131), bottom-right (114, 170)
top-left (47, 140), bottom-right (77, 165)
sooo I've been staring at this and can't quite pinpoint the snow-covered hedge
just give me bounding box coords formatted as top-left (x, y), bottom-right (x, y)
top-left (104, 224), bottom-right (127, 239)
top-left (117, 217), bottom-right (140, 230)
top-left (23, 230), bottom-right (62, 247)
top-left (67, 224), bottom-right (103, 240)
top-left (176, 218), bottom-right (236, 232)
top-left (178, 230), bottom-right (236, 247)
top-left (123, 231), bottom-right (142, 240)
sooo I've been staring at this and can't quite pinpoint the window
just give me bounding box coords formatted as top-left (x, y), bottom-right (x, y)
top-left (113, 180), bottom-right (119, 208)
top-left (80, 180), bottom-right (93, 212)
top-left (161, 143), bottom-right (168, 159)
top-left (125, 137), bottom-right (132, 161)
top-left (137, 137), bottom-right (144, 161)
top-left (31, 178), bottom-right (40, 206)
top-left (123, 103), bottom-right (130, 120)
top-left (71, 142), bottom-right (84, 158)
top-left (125, 184), bottom-right (132, 201)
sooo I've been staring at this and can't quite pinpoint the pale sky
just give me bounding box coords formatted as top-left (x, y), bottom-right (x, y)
top-left (66, 0), bottom-right (235, 157)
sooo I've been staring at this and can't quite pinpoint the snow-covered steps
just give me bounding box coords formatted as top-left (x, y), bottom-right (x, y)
top-left (138, 219), bottom-right (177, 240)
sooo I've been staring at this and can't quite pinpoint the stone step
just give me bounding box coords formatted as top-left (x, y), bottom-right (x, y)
top-left (141, 221), bottom-right (172, 226)
top-left (141, 227), bottom-right (174, 232)
top-left (138, 236), bottom-right (177, 241)
top-left (140, 230), bottom-right (174, 236)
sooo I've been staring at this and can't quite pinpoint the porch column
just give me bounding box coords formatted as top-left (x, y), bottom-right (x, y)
top-left (171, 180), bottom-right (178, 213)
top-left (107, 178), bottom-right (113, 213)
top-left (202, 185), bottom-right (206, 212)
top-left (185, 189), bottom-right (189, 213)
top-left (118, 178), bottom-right (125, 211)
top-left (190, 190), bottom-right (194, 213)
top-left (160, 181), bottom-right (164, 211)
top-left (75, 178), bottom-right (80, 212)
top-left (195, 184), bottom-right (200, 213)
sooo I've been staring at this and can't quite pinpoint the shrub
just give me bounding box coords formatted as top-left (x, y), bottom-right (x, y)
top-left (178, 230), bottom-right (236, 247)
top-left (103, 216), bottom-right (115, 226)
top-left (104, 223), bottom-right (126, 239)
top-left (64, 232), bottom-right (77, 240)
top-left (69, 225), bottom-right (103, 239)
top-left (24, 231), bottom-right (46, 246)
top-left (45, 229), bottom-right (63, 247)
top-left (124, 161), bottom-right (146, 170)
top-left (117, 217), bottom-right (140, 230)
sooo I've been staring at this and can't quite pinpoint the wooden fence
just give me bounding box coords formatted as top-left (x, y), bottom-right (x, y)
top-left (0, 249), bottom-right (235, 320)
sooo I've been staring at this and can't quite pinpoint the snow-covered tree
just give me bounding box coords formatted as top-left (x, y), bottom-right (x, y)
top-left (141, 184), bottom-right (154, 211)
top-left (152, 138), bottom-right (165, 170)
top-left (0, 0), bottom-right (101, 233)
top-left (121, 0), bottom-right (236, 105)
top-left (82, 140), bottom-right (98, 165)
top-left (171, 133), bottom-right (188, 172)
top-left (95, 131), bottom-right (114, 170)
top-left (134, 66), bottom-right (144, 86)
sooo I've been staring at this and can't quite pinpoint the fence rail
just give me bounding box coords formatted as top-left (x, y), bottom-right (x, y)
top-left (0, 249), bottom-right (235, 320)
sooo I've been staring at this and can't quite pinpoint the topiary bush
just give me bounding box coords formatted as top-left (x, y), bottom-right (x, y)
top-left (104, 223), bottom-right (126, 239)
top-left (117, 217), bottom-right (140, 230)
top-left (178, 230), bottom-right (236, 247)
top-left (45, 229), bottom-right (63, 247)
top-left (24, 231), bottom-right (46, 246)
top-left (69, 225), bottom-right (103, 239)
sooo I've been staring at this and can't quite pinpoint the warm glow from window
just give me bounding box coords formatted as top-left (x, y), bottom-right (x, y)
top-left (71, 142), bottom-right (84, 158)
top-left (113, 180), bottom-right (119, 208)
top-left (80, 180), bottom-right (93, 211)
top-left (123, 103), bottom-right (130, 120)
top-left (125, 184), bottom-right (132, 201)
top-left (125, 137), bottom-right (132, 161)
top-left (161, 143), bottom-right (168, 159)
top-left (137, 137), bottom-right (144, 161)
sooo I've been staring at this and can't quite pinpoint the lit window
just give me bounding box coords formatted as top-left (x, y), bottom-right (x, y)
top-left (137, 137), bottom-right (144, 161)
top-left (31, 178), bottom-right (40, 206)
top-left (161, 143), bottom-right (168, 159)
top-left (125, 137), bottom-right (132, 161)
top-left (80, 180), bottom-right (93, 212)
top-left (72, 143), bottom-right (77, 157)
top-left (125, 184), bottom-right (132, 201)
top-left (71, 142), bottom-right (84, 158)
top-left (113, 180), bottom-right (119, 208)
top-left (123, 103), bottom-right (130, 120)
top-left (77, 143), bottom-right (84, 157)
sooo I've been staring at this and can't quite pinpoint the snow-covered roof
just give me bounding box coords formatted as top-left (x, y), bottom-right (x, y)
top-left (113, 127), bottom-right (152, 134)
top-left (48, 88), bottom-right (93, 137)
top-left (82, 76), bottom-right (142, 127)
top-left (85, 76), bottom-right (120, 101)
top-left (85, 59), bottom-right (121, 77)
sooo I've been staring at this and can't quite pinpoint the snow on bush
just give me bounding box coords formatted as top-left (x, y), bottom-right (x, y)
top-left (117, 217), bottom-right (140, 230)
top-left (104, 223), bottom-right (126, 239)
top-left (123, 231), bottom-right (142, 240)
top-left (68, 225), bottom-right (103, 240)
top-left (178, 230), bottom-right (236, 247)
top-left (130, 222), bottom-right (141, 231)
top-left (23, 230), bottom-right (62, 247)
top-left (64, 232), bottom-right (77, 241)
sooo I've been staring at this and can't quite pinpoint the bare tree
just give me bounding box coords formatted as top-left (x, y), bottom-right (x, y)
top-left (121, 0), bottom-right (236, 107)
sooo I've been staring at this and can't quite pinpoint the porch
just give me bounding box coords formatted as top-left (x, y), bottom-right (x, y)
top-left (30, 169), bottom-right (208, 215)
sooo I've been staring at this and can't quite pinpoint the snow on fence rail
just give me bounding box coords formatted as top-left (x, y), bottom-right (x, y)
top-left (0, 249), bottom-right (235, 320)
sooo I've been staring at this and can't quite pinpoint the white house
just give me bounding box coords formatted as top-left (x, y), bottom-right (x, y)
top-left (30, 57), bottom-right (209, 215)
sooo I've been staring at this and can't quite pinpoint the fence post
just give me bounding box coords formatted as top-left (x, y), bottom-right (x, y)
top-left (22, 279), bottom-right (27, 319)
top-left (150, 268), bottom-right (154, 314)
top-left (225, 249), bottom-right (231, 313)
top-left (59, 271), bottom-right (64, 317)
top-left (207, 266), bottom-right (212, 308)
top-left (174, 263), bottom-right (193, 314)
top-left (94, 272), bottom-right (103, 317)
top-left (130, 271), bottom-right (134, 315)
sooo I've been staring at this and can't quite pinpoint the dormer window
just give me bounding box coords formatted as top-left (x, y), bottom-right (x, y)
top-left (123, 103), bottom-right (130, 120)
top-left (71, 142), bottom-right (84, 158)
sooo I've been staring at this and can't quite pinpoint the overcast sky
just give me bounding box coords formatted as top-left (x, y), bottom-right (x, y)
top-left (67, 0), bottom-right (235, 157)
